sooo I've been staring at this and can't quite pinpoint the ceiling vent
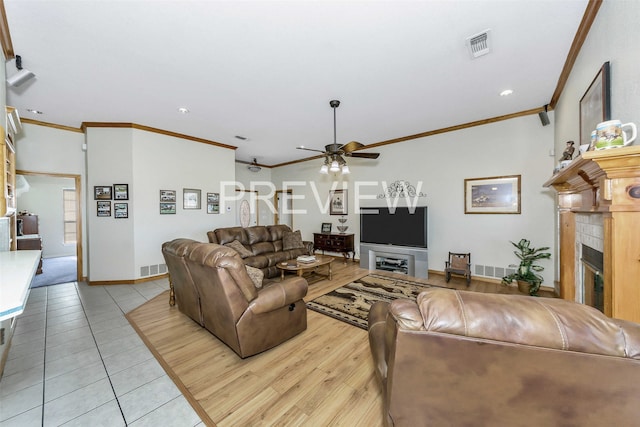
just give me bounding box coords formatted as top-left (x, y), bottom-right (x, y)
top-left (466, 29), bottom-right (491, 59)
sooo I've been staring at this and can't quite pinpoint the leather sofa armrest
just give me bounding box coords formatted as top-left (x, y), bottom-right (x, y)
top-left (390, 298), bottom-right (424, 330)
top-left (368, 301), bottom-right (390, 382)
top-left (303, 240), bottom-right (314, 255)
top-left (249, 277), bottom-right (308, 314)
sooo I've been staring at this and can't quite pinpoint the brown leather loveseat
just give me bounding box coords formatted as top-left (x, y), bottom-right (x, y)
top-left (163, 239), bottom-right (308, 358)
top-left (368, 287), bottom-right (640, 426)
top-left (207, 225), bottom-right (313, 278)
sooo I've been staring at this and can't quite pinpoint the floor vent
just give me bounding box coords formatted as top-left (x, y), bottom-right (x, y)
top-left (140, 266), bottom-right (150, 277)
top-left (466, 29), bottom-right (491, 59)
top-left (474, 264), bottom-right (514, 280)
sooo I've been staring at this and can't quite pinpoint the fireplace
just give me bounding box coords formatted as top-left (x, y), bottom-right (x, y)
top-left (581, 244), bottom-right (604, 313)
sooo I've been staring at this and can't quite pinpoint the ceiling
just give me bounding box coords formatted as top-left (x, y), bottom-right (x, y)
top-left (4, 0), bottom-right (589, 167)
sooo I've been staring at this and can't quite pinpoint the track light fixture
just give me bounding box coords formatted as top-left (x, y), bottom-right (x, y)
top-left (7, 55), bottom-right (36, 87)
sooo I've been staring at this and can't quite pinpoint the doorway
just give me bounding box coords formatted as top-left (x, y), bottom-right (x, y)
top-left (16, 170), bottom-right (83, 283)
top-left (274, 189), bottom-right (293, 228)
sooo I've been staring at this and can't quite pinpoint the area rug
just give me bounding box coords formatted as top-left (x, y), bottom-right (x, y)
top-left (31, 256), bottom-right (77, 288)
top-left (306, 274), bottom-right (443, 329)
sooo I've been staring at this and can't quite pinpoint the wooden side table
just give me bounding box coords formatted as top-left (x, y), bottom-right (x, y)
top-left (313, 233), bottom-right (355, 261)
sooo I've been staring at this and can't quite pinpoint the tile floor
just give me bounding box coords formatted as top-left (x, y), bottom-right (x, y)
top-left (0, 279), bottom-right (203, 426)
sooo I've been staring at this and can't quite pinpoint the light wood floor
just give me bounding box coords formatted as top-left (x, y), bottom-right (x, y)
top-left (126, 259), bottom-right (531, 426)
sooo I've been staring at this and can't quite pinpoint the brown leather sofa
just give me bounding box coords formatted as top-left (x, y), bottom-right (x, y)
top-left (161, 238), bottom-right (203, 326)
top-left (207, 225), bottom-right (313, 278)
top-left (368, 287), bottom-right (640, 426)
top-left (164, 240), bottom-right (308, 358)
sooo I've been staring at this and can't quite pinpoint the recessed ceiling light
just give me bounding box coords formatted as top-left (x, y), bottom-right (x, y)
top-left (177, 107), bottom-right (189, 114)
top-left (26, 108), bottom-right (43, 114)
top-left (500, 89), bottom-right (513, 97)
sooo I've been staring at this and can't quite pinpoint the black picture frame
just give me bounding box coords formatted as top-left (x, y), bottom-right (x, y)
top-left (94, 186), bottom-right (112, 200)
top-left (160, 203), bottom-right (176, 215)
top-left (113, 184), bottom-right (129, 200)
top-left (321, 222), bottom-right (332, 233)
top-left (114, 202), bottom-right (128, 218)
top-left (207, 192), bottom-right (220, 214)
top-left (183, 188), bottom-right (201, 210)
top-left (97, 201), bottom-right (111, 217)
top-left (580, 61), bottom-right (611, 149)
top-left (160, 189), bottom-right (176, 203)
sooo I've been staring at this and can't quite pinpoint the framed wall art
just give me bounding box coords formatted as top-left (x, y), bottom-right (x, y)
top-left (183, 188), bottom-right (201, 210)
top-left (321, 222), bottom-right (332, 233)
top-left (114, 202), bottom-right (128, 218)
top-left (580, 61), bottom-right (611, 149)
top-left (207, 192), bottom-right (220, 214)
top-left (113, 184), bottom-right (129, 200)
top-left (464, 175), bottom-right (521, 214)
top-left (329, 189), bottom-right (348, 215)
top-left (97, 201), bottom-right (111, 217)
top-left (160, 189), bottom-right (176, 202)
top-left (94, 185), bottom-right (112, 200)
top-left (160, 203), bottom-right (176, 214)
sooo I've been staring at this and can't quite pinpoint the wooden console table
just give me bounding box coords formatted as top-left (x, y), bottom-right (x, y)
top-left (313, 233), bottom-right (355, 261)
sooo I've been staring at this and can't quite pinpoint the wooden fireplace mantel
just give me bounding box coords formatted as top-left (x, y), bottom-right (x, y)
top-left (543, 146), bottom-right (640, 322)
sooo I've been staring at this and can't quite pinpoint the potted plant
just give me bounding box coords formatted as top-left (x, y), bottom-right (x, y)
top-left (501, 238), bottom-right (551, 296)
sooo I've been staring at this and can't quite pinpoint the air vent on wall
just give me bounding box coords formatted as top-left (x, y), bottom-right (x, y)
top-left (466, 29), bottom-right (491, 59)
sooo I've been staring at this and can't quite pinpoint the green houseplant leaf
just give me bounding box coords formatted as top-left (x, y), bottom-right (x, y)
top-left (501, 238), bottom-right (551, 296)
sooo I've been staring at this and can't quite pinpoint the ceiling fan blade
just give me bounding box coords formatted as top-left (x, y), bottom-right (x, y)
top-left (296, 146), bottom-right (327, 154)
top-left (348, 152), bottom-right (380, 159)
top-left (340, 141), bottom-right (365, 153)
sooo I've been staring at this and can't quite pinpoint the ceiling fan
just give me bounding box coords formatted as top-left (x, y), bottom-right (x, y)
top-left (297, 100), bottom-right (380, 174)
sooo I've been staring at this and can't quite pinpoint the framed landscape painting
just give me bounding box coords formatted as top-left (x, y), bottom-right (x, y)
top-left (464, 175), bottom-right (521, 214)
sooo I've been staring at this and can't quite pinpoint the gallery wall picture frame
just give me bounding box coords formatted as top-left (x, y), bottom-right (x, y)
top-left (97, 201), bottom-right (111, 217)
top-left (329, 189), bottom-right (348, 215)
top-left (183, 188), bottom-right (201, 209)
top-left (321, 222), bottom-right (332, 233)
top-left (580, 61), bottom-right (611, 149)
top-left (160, 203), bottom-right (176, 214)
top-left (114, 202), bottom-right (128, 218)
top-left (160, 189), bottom-right (176, 203)
top-left (113, 184), bottom-right (129, 200)
top-left (94, 185), bottom-right (112, 200)
top-left (207, 192), bottom-right (220, 214)
top-left (464, 175), bottom-right (521, 214)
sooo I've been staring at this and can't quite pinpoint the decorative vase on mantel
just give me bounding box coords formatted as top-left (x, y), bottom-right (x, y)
top-left (337, 216), bottom-right (349, 234)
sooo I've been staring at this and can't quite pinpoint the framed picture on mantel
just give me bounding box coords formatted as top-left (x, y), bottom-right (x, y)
top-left (580, 61), bottom-right (611, 149)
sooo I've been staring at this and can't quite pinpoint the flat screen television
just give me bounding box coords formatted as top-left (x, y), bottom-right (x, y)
top-left (360, 206), bottom-right (428, 248)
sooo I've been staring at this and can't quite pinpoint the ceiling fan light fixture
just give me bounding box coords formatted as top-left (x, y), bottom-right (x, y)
top-left (329, 160), bottom-right (340, 172)
top-left (341, 164), bottom-right (350, 174)
top-left (247, 158), bottom-right (261, 172)
top-left (319, 164), bottom-right (329, 174)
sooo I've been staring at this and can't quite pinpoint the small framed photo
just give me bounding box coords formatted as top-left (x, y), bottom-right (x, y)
top-left (94, 186), bottom-right (112, 200)
top-left (160, 189), bottom-right (176, 202)
top-left (160, 203), bottom-right (176, 215)
top-left (464, 175), bottom-right (521, 214)
top-left (329, 189), bottom-right (348, 215)
top-left (321, 222), bottom-right (332, 233)
top-left (97, 201), bottom-right (111, 217)
top-left (114, 202), bottom-right (128, 218)
top-left (207, 192), bottom-right (220, 214)
top-left (183, 188), bottom-right (201, 209)
top-left (113, 184), bottom-right (129, 200)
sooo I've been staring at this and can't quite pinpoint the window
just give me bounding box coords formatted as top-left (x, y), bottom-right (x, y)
top-left (63, 189), bottom-right (77, 244)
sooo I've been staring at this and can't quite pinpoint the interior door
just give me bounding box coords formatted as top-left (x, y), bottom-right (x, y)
top-left (274, 189), bottom-right (293, 228)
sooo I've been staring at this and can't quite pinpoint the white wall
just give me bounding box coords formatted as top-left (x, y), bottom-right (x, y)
top-left (85, 127), bottom-right (236, 281)
top-left (16, 175), bottom-right (76, 258)
top-left (272, 114), bottom-right (557, 286)
top-left (554, 0), bottom-right (640, 156)
top-left (235, 162), bottom-right (274, 226)
top-left (14, 123), bottom-right (87, 273)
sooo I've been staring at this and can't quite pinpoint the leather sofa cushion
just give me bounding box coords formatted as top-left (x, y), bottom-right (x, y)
top-left (283, 230), bottom-right (304, 250)
top-left (415, 287), bottom-right (639, 359)
top-left (225, 240), bottom-right (253, 258)
top-left (246, 226), bottom-right (270, 245)
top-left (214, 227), bottom-right (248, 245)
top-left (251, 241), bottom-right (275, 256)
top-left (268, 224), bottom-right (292, 241)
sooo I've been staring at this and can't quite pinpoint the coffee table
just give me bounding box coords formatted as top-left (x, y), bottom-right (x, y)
top-left (276, 256), bottom-right (333, 281)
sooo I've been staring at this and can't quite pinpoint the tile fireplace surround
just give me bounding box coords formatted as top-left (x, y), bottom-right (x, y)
top-left (544, 146), bottom-right (640, 323)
